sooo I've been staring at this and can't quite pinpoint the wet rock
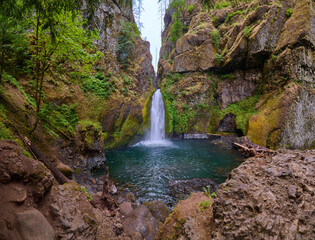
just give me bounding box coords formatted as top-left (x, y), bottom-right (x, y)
top-left (217, 113), bottom-right (236, 132)
top-left (15, 209), bottom-right (55, 240)
top-left (143, 200), bottom-right (170, 223)
top-left (9, 186), bottom-right (27, 204)
top-left (212, 150), bottom-right (315, 239)
top-left (168, 178), bottom-right (217, 199)
top-left (122, 205), bottom-right (160, 240)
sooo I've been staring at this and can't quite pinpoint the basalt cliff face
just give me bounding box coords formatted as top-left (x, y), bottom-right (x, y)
top-left (158, 0), bottom-right (314, 149)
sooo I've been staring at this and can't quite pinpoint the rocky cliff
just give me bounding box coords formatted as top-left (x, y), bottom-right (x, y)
top-left (158, 0), bottom-right (314, 149)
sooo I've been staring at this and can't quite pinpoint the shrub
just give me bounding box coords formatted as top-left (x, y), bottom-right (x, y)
top-left (214, 1), bottom-right (230, 9)
top-left (225, 10), bottom-right (244, 23)
top-left (81, 74), bottom-right (114, 98)
top-left (169, 18), bottom-right (185, 43)
top-left (116, 21), bottom-right (140, 68)
top-left (243, 26), bottom-right (252, 38)
top-left (285, 8), bottom-right (293, 18)
top-left (39, 103), bottom-right (79, 134)
top-left (215, 53), bottom-right (224, 63)
top-left (187, 4), bottom-right (195, 14)
top-left (210, 30), bottom-right (221, 49)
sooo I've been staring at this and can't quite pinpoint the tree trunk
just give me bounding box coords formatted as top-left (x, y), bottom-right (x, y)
top-left (28, 141), bottom-right (71, 184)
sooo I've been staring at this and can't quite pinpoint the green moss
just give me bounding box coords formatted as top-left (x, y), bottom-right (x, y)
top-left (247, 114), bottom-right (269, 147)
top-left (209, 95), bottom-right (260, 134)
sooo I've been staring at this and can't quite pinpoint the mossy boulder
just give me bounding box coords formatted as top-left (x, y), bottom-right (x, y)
top-left (247, 83), bottom-right (301, 149)
top-left (75, 120), bottom-right (104, 154)
top-left (156, 192), bottom-right (214, 240)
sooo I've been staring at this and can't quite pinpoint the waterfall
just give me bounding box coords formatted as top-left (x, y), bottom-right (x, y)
top-left (149, 89), bottom-right (165, 141)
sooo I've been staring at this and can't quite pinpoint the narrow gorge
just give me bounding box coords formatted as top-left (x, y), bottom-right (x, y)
top-left (0, 0), bottom-right (314, 239)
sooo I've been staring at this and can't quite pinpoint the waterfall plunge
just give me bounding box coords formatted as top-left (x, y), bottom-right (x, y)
top-left (149, 89), bottom-right (165, 141)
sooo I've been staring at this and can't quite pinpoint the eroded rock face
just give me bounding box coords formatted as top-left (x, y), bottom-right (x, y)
top-left (0, 140), bottom-right (54, 240)
top-left (212, 150), bottom-right (315, 239)
top-left (42, 183), bottom-right (97, 240)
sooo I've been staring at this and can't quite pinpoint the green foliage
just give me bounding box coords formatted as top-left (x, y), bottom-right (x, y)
top-left (38, 103), bottom-right (79, 134)
top-left (243, 26), bottom-right (252, 38)
top-left (79, 120), bottom-right (102, 132)
top-left (198, 200), bottom-right (211, 212)
top-left (116, 21), bottom-right (140, 68)
top-left (169, 18), bottom-right (185, 43)
top-left (203, 186), bottom-right (216, 198)
top-left (0, 122), bottom-right (13, 140)
top-left (187, 4), bottom-right (195, 14)
top-left (210, 30), bottom-right (221, 49)
top-left (225, 10), bottom-right (244, 23)
top-left (81, 73), bottom-right (114, 98)
top-left (219, 74), bottom-right (235, 79)
top-left (215, 53), bottom-right (225, 64)
top-left (218, 95), bottom-right (260, 134)
top-left (227, 0), bottom-right (240, 7)
top-left (123, 75), bottom-right (132, 85)
top-left (81, 186), bottom-right (93, 202)
top-left (214, 1), bottom-right (230, 9)
top-left (169, 0), bottom-right (186, 43)
top-left (0, 15), bottom-right (29, 82)
top-left (285, 8), bottom-right (293, 18)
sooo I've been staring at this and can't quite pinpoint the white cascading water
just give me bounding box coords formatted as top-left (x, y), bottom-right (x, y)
top-left (149, 89), bottom-right (165, 141)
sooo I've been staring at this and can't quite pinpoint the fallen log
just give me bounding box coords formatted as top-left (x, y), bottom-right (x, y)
top-left (234, 142), bottom-right (275, 157)
top-left (26, 138), bottom-right (71, 184)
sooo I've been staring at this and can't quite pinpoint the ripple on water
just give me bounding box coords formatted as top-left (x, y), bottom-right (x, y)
top-left (94, 139), bottom-right (243, 207)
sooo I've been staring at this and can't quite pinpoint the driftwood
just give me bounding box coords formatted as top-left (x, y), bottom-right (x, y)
top-left (26, 139), bottom-right (71, 184)
top-left (234, 141), bottom-right (275, 157)
top-left (91, 165), bottom-right (117, 210)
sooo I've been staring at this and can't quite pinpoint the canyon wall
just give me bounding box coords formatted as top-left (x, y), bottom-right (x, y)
top-left (158, 0), bottom-right (314, 149)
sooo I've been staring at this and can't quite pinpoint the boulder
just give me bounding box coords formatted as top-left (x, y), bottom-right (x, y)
top-left (156, 192), bottom-right (214, 240)
top-left (43, 183), bottom-right (97, 240)
top-left (143, 200), bottom-right (170, 223)
top-left (212, 149), bottom-right (315, 239)
top-left (15, 209), bottom-right (55, 240)
top-left (122, 205), bottom-right (160, 240)
top-left (173, 40), bottom-right (215, 73)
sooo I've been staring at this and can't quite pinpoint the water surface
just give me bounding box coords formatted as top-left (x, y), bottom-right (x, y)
top-left (94, 140), bottom-right (243, 206)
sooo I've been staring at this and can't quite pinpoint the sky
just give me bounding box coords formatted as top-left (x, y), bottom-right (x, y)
top-left (139, 0), bottom-right (165, 72)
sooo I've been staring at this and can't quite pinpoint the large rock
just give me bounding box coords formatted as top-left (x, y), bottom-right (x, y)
top-left (156, 192), bottom-right (214, 240)
top-left (143, 200), bottom-right (170, 223)
top-left (0, 140), bottom-right (54, 199)
top-left (247, 83), bottom-right (301, 148)
top-left (217, 78), bottom-right (256, 109)
top-left (212, 149), bottom-right (315, 239)
top-left (42, 183), bottom-right (98, 240)
top-left (15, 209), bottom-right (55, 240)
top-left (122, 205), bottom-right (160, 240)
top-left (173, 40), bottom-right (215, 73)
top-left (276, 0), bottom-right (315, 51)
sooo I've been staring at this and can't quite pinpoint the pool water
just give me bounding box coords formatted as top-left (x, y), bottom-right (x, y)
top-left (94, 139), bottom-right (243, 206)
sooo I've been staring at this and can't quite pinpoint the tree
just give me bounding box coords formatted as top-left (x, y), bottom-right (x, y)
top-left (26, 7), bottom-right (103, 133)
